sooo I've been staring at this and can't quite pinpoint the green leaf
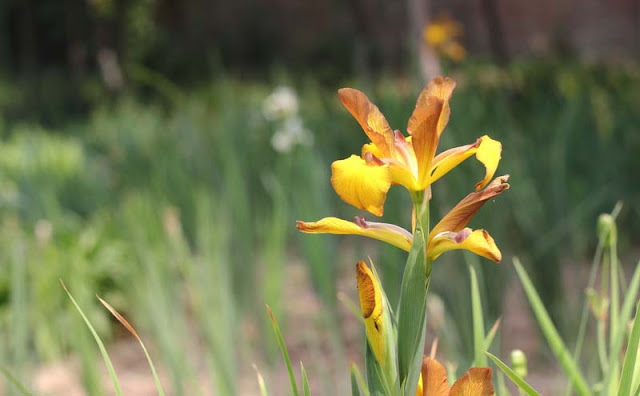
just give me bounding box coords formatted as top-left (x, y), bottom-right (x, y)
top-left (486, 352), bottom-right (541, 396)
top-left (0, 365), bottom-right (32, 395)
top-left (366, 338), bottom-right (391, 396)
top-left (253, 364), bottom-right (269, 396)
top-left (603, 260), bottom-right (640, 393)
top-left (351, 370), bottom-right (361, 396)
top-left (61, 281), bottom-right (123, 396)
top-left (512, 259), bottom-right (592, 396)
top-left (98, 296), bottom-right (165, 396)
top-left (350, 363), bottom-right (370, 396)
top-left (469, 263), bottom-right (487, 366)
top-left (266, 305), bottom-right (299, 396)
top-left (397, 232), bottom-right (428, 396)
top-left (618, 303), bottom-right (640, 396)
top-left (301, 362), bottom-right (311, 396)
top-left (484, 318), bottom-right (501, 351)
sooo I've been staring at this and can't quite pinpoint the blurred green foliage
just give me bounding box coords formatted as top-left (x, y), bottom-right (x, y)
top-left (0, 59), bottom-right (639, 393)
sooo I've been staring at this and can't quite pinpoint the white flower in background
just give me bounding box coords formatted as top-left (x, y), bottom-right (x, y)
top-left (262, 86), bottom-right (299, 121)
top-left (270, 116), bottom-right (313, 153)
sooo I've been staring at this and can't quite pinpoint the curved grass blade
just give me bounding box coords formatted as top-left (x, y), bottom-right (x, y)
top-left (61, 281), bottom-right (123, 396)
top-left (0, 365), bottom-right (32, 395)
top-left (618, 303), bottom-right (640, 396)
top-left (486, 352), bottom-right (541, 396)
top-left (350, 363), bottom-right (370, 396)
top-left (98, 296), bottom-right (165, 396)
top-left (351, 369), bottom-right (361, 396)
top-left (484, 318), bottom-right (501, 350)
top-left (266, 305), bottom-right (299, 396)
top-left (469, 263), bottom-right (487, 366)
top-left (512, 259), bottom-right (592, 396)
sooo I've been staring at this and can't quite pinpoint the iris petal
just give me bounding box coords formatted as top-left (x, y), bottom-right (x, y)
top-left (331, 155), bottom-right (392, 216)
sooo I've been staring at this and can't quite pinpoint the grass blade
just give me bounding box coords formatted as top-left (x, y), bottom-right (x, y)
top-left (512, 258), bottom-right (592, 396)
top-left (98, 296), bottom-right (166, 396)
top-left (0, 366), bottom-right (32, 395)
top-left (351, 369), bottom-right (361, 396)
top-left (253, 364), bottom-right (269, 396)
top-left (469, 263), bottom-right (487, 366)
top-left (266, 305), bottom-right (299, 396)
top-left (350, 363), bottom-right (370, 396)
top-left (618, 303), bottom-right (640, 396)
top-left (486, 352), bottom-right (541, 396)
top-left (301, 362), bottom-right (311, 396)
top-left (484, 318), bottom-right (501, 351)
top-left (61, 281), bottom-right (123, 396)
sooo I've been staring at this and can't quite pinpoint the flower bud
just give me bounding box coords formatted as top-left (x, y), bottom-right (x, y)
top-left (510, 349), bottom-right (528, 378)
top-left (597, 213), bottom-right (617, 247)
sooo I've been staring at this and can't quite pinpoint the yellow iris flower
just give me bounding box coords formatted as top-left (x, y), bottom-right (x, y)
top-left (297, 175), bottom-right (509, 262)
top-left (416, 356), bottom-right (494, 396)
top-left (331, 77), bottom-right (501, 216)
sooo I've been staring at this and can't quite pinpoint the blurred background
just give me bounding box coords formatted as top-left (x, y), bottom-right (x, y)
top-left (0, 0), bottom-right (639, 394)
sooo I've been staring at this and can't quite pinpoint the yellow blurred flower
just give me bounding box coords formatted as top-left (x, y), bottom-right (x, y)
top-left (424, 15), bottom-right (467, 62)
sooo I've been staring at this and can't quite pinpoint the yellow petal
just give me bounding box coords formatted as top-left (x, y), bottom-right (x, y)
top-left (407, 77), bottom-right (456, 188)
top-left (356, 261), bottom-right (386, 366)
top-left (430, 175), bottom-right (509, 238)
top-left (421, 356), bottom-right (451, 396)
top-left (296, 216), bottom-right (412, 251)
top-left (428, 228), bottom-right (502, 262)
top-left (450, 367), bottom-right (494, 396)
top-left (338, 88), bottom-right (396, 158)
top-left (474, 135), bottom-right (502, 191)
top-left (428, 136), bottom-right (502, 188)
top-left (331, 155), bottom-right (392, 216)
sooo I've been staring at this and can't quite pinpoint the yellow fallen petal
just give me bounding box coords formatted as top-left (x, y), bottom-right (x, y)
top-left (296, 216), bottom-right (412, 252)
top-left (421, 356), bottom-right (451, 396)
top-left (428, 228), bottom-right (502, 262)
top-left (331, 155), bottom-right (392, 216)
top-left (356, 261), bottom-right (386, 367)
top-left (474, 135), bottom-right (502, 191)
top-left (449, 367), bottom-right (494, 396)
top-left (338, 88), bottom-right (396, 158)
top-left (430, 175), bottom-right (509, 238)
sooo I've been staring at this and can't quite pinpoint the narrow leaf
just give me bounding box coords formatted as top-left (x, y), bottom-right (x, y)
top-left (484, 318), bottom-right (501, 351)
top-left (350, 363), bottom-right (370, 396)
top-left (0, 365), bottom-right (32, 395)
top-left (253, 364), bottom-right (269, 396)
top-left (469, 263), bottom-right (487, 366)
top-left (619, 304), bottom-right (640, 396)
top-left (98, 296), bottom-right (165, 396)
top-left (301, 362), bottom-right (311, 396)
top-left (486, 352), bottom-right (541, 396)
top-left (512, 259), bottom-right (592, 396)
top-left (61, 281), bottom-right (123, 396)
top-left (266, 305), bottom-right (299, 396)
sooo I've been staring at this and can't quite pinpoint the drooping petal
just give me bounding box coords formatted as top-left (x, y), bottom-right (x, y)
top-left (428, 135), bottom-right (502, 189)
top-left (428, 228), bottom-right (502, 262)
top-left (449, 367), bottom-right (494, 396)
top-left (421, 356), bottom-right (451, 396)
top-left (430, 175), bottom-right (509, 238)
top-left (407, 77), bottom-right (456, 188)
top-left (356, 261), bottom-right (386, 367)
top-left (338, 88), bottom-right (396, 158)
top-left (331, 155), bottom-right (392, 216)
top-left (296, 216), bottom-right (412, 251)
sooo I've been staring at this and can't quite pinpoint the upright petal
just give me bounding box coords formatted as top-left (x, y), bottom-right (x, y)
top-left (408, 77), bottom-right (456, 188)
top-left (428, 135), bottom-right (502, 189)
top-left (296, 216), bottom-right (412, 251)
top-left (449, 367), bottom-right (494, 396)
top-left (430, 175), bottom-right (509, 238)
top-left (428, 228), bottom-right (502, 262)
top-left (421, 356), bottom-right (451, 396)
top-left (338, 88), bottom-right (396, 158)
top-left (331, 155), bottom-right (392, 216)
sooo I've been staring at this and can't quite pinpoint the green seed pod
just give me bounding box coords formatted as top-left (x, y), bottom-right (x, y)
top-left (510, 349), bottom-right (528, 378)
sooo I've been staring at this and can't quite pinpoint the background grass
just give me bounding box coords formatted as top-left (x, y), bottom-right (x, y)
top-left (0, 59), bottom-right (639, 394)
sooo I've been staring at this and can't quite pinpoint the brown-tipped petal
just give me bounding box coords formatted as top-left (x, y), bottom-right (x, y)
top-left (296, 216), bottom-right (412, 251)
top-left (355, 261), bottom-right (387, 368)
top-left (429, 175), bottom-right (509, 238)
top-left (449, 367), bottom-right (494, 396)
top-left (428, 228), bottom-right (502, 263)
top-left (421, 356), bottom-right (451, 396)
top-left (408, 77), bottom-right (456, 188)
top-left (338, 88), bottom-right (396, 158)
